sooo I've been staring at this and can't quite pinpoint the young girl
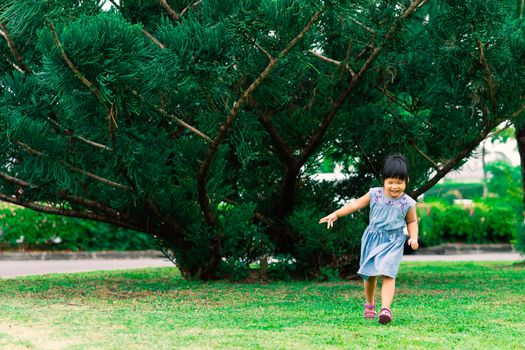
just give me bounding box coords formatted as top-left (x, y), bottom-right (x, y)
top-left (319, 154), bottom-right (419, 324)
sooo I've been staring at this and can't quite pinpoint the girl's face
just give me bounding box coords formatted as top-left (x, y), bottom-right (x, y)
top-left (383, 177), bottom-right (406, 199)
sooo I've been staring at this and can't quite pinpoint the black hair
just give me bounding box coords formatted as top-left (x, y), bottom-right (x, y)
top-left (382, 154), bottom-right (409, 182)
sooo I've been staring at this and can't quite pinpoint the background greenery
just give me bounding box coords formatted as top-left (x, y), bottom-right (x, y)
top-left (0, 203), bottom-right (158, 251)
top-left (0, 261), bottom-right (523, 349)
top-left (417, 160), bottom-right (523, 248)
top-left (417, 201), bottom-right (516, 246)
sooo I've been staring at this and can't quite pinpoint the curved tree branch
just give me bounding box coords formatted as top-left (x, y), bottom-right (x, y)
top-left (144, 200), bottom-right (190, 250)
top-left (197, 8), bottom-right (325, 226)
top-left (269, 0), bottom-right (428, 220)
top-left (298, 0), bottom-right (428, 167)
top-left (475, 35), bottom-right (497, 114)
top-left (0, 171), bottom-right (34, 188)
top-left (244, 32), bottom-right (275, 61)
top-left (13, 139), bottom-right (44, 156)
top-left (0, 171), bottom-right (128, 221)
top-left (410, 118), bottom-right (503, 199)
top-left (49, 22), bottom-right (117, 142)
top-left (0, 192), bottom-right (144, 232)
top-left (159, 0), bottom-right (181, 22)
top-left (46, 117), bottom-right (112, 151)
top-left (57, 192), bottom-right (123, 218)
top-left (409, 139), bottom-right (440, 170)
top-left (49, 23), bottom-right (108, 111)
top-left (66, 165), bottom-right (134, 191)
top-left (0, 22), bottom-right (31, 74)
top-left (0, 172), bottom-right (142, 231)
top-left (2, 53), bottom-right (24, 73)
top-left (142, 29), bottom-right (166, 49)
top-left (157, 107), bottom-right (212, 142)
top-left (308, 49), bottom-right (356, 77)
top-left (12, 138), bottom-right (133, 191)
top-left (107, 0), bottom-right (121, 10)
top-left (180, 0), bottom-right (202, 16)
top-left (256, 110), bottom-right (296, 165)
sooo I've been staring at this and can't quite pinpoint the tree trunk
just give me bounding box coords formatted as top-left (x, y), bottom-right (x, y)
top-left (515, 121), bottom-right (525, 207)
top-left (481, 140), bottom-right (488, 198)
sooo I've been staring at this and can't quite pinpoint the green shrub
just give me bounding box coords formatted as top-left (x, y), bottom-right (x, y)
top-left (0, 206), bottom-right (158, 251)
top-left (516, 222), bottom-right (525, 254)
top-left (418, 202), bottom-right (446, 246)
top-left (441, 205), bottom-right (483, 243)
top-left (485, 162), bottom-right (523, 214)
top-left (484, 161), bottom-right (523, 252)
top-left (214, 202), bottom-right (273, 280)
top-left (481, 205), bottom-right (517, 243)
top-left (266, 254), bottom-right (298, 281)
top-left (287, 205), bottom-right (364, 280)
top-left (418, 200), bottom-right (516, 246)
top-left (421, 161), bottom-right (523, 250)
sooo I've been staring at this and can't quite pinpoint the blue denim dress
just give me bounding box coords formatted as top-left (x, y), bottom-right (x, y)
top-left (357, 187), bottom-right (416, 280)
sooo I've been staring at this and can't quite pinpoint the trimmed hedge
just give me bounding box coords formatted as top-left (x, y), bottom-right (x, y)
top-left (517, 223), bottom-right (525, 254)
top-left (0, 205), bottom-right (158, 251)
top-left (417, 200), bottom-right (517, 246)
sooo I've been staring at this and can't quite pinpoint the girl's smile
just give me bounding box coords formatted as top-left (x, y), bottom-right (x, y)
top-left (383, 178), bottom-right (406, 199)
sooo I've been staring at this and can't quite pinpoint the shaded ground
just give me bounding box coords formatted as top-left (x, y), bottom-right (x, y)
top-left (0, 251), bottom-right (521, 278)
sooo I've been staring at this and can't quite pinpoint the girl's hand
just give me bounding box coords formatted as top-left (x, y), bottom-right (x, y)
top-left (407, 238), bottom-right (419, 250)
top-left (319, 213), bottom-right (338, 229)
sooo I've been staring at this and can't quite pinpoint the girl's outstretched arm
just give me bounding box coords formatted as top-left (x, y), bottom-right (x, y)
top-left (319, 193), bottom-right (370, 228)
top-left (406, 206), bottom-right (419, 250)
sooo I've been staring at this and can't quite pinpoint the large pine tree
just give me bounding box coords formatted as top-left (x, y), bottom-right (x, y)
top-left (1, 0), bottom-right (523, 279)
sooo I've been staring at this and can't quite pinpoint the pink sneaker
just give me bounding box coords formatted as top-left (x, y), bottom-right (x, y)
top-left (363, 303), bottom-right (376, 319)
top-left (378, 307), bottom-right (392, 324)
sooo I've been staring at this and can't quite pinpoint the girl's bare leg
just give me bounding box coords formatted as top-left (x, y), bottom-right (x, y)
top-left (381, 276), bottom-right (396, 309)
top-left (364, 276), bottom-right (377, 304)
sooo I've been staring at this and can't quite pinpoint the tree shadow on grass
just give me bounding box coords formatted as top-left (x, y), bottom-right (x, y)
top-left (0, 267), bottom-right (191, 301)
top-left (0, 267), bottom-right (362, 305)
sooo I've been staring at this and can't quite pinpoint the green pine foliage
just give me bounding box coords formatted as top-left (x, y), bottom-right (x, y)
top-left (1, 0), bottom-right (525, 280)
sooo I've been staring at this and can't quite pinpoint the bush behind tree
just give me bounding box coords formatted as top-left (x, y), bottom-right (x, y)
top-left (0, 205), bottom-right (157, 251)
top-left (418, 201), bottom-right (517, 247)
top-left (419, 161), bottom-right (523, 249)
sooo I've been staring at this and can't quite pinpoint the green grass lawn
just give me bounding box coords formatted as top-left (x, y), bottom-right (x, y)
top-left (0, 261), bottom-right (523, 350)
